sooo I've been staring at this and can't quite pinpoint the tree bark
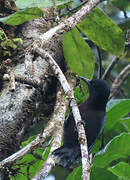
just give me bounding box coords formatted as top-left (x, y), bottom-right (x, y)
top-left (0, 17), bottom-right (64, 161)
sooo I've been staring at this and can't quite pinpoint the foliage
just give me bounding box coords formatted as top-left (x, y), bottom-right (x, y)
top-left (10, 143), bottom-right (51, 179)
top-left (0, 28), bottom-right (23, 58)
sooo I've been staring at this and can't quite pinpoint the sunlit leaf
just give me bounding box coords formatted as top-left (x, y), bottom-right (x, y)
top-left (63, 27), bottom-right (94, 79)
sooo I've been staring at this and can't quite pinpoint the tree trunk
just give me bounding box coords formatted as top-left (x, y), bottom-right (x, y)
top-left (0, 16), bottom-right (64, 161)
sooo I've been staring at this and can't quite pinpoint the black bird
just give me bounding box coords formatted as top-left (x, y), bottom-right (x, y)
top-left (53, 77), bottom-right (110, 168)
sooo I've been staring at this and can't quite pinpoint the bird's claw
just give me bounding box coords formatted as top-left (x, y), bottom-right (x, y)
top-left (52, 146), bottom-right (80, 168)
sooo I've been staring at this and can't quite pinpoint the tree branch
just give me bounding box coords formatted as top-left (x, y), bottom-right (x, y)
top-left (34, 46), bottom-right (90, 180)
top-left (111, 64), bottom-right (130, 98)
top-left (102, 57), bottom-right (119, 80)
top-left (32, 87), bottom-right (68, 180)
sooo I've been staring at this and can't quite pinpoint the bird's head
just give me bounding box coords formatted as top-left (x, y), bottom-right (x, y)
top-left (79, 77), bottom-right (110, 110)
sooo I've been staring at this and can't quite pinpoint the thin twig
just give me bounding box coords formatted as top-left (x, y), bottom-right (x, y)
top-left (123, 11), bottom-right (128, 19)
top-left (102, 57), bottom-right (119, 80)
top-left (34, 46), bottom-right (90, 180)
top-left (111, 64), bottom-right (130, 98)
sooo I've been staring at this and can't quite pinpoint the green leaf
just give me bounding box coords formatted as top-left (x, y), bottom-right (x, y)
top-left (93, 133), bottom-right (130, 168)
top-left (0, 7), bottom-right (43, 25)
top-left (66, 166), bottom-right (82, 180)
top-left (78, 8), bottom-right (125, 56)
top-left (16, 0), bottom-right (73, 9)
top-left (34, 148), bottom-right (44, 156)
top-left (21, 135), bottom-right (36, 148)
top-left (12, 154), bottom-right (44, 180)
top-left (3, 51), bottom-right (11, 56)
top-left (18, 154), bottom-right (36, 163)
top-left (121, 118), bottom-right (130, 131)
top-left (108, 162), bottom-right (130, 180)
top-left (13, 38), bottom-right (23, 45)
top-left (90, 167), bottom-right (119, 180)
top-left (30, 159), bottom-right (44, 178)
top-left (105, 99), bottom-right (130, 131)
top-left (63, 27), bottom-right (95, 79)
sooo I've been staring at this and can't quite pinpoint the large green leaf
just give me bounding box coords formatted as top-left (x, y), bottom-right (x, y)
top-left (93, 133), bottom-right (130, 168)
top-left (108, 162), bottom-right (130, 180)
top-left (78, 8), bottom-right (125, 56)
top-left (104, 99), bottom-right (130, 131)
top-left (90, 167), bottom-right (119, 180)
top-left (63, 27), bottom-right (95, 79)
top-left (0, 8), bottom-right (43, 26)
top-left (16, 0), bottom-right (73, 9)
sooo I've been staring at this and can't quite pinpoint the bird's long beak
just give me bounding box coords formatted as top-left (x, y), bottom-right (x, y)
top-left (79, 76), bottom-right (90, 85)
